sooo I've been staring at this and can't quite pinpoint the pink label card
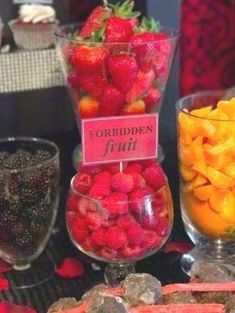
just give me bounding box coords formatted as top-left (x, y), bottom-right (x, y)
top-left (82, 113), bottom-right (159, 165)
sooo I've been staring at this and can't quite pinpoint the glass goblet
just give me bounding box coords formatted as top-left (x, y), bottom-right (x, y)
top-left (55, 23), bottom-right (178, 165)
top-left (66, 162), bottom-right (173, 286)
top-left (0, 137), bottom-right (60, 288)
top-left (176, 90), bottom-right (235, 275)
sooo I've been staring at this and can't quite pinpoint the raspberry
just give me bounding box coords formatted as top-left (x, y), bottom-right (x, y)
top-left (126, 224), bottom-right (144, 245)
top-left (156, 216), bottom-right (170, 237)
top-left (103, 162), bottom-right (127, 174)
top-left (125, 162), bottom-right (143, 174)
top-left (99, 247), bottom-right (117, 260)
top-left (140, 213), bottom-right (158, 230)
top-left (67, 193), bottom-right (79, 211)
top-left (143, 165), bottom-right (166, 190)
top-left (78, 197), bottom-right (96, 216)
top-left (66, 211), bottom-right (78, 226)
top-left (141, 230), bottom-right (162, 251)
top-left (80, 164), bottom-right (101, 175)
top-left (116, 215), bottom-right (137, 230)
top-left (90, 227), bottom-right (106, 247)
top-left (130, 173), bottom-right (146, 189)
top-left (121, 244), bottom-right (142, 259)
top-left (73, 173), bottom-right (92, 194)
top-left (105, 226), bottom-right (127, 249)
top-left (82, 236), bottom-right (93, 251)
top-left (111, 172), bottom-right (134, 193)
top-left (85, 212), bottom-right (102, 230)
top-left (129, 188), bottom-right (149, 213)
top-left (89, 181), bottom-right (111, 199)
top-left (94, 171), bottom-right (111, 183)
top-left (71, 224), bottom-right (89, 243)
top-left (71, 218), bottom-right (89, 243)
top-left (140, 159), bottom-right (157, 170)
top-left (103, 192), bottom-right (128, 215)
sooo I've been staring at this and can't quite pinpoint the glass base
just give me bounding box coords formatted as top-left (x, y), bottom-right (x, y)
top-left (5, 248), bottom-right (56, 289)
top-left (72, 144), bottom-right (165, 170)
top-left (104, 263), bottom-right (135, 287)
top-left (181, 247), bottom-right (235, 277)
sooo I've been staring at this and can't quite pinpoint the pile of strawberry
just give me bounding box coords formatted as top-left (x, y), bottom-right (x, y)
top-left (66, 159), bottom-right (172, 261)
top-left (64, 0), bottom-right (173, 118)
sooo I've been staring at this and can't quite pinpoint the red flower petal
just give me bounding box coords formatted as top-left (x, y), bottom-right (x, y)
top-left (163, 241), bottom-right (193, 254)
top-left (0, 277), bottom-right (9, 291)
top-left (56, 257), bottom-right (85, 278)
top-left (0, 301), bottom-right (36, 313)
top-left (0, 258), bottom-right (12, 274)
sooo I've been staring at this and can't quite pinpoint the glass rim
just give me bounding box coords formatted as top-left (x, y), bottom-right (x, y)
top-left (70, 172), bottom-right (168, 204)
top-left (0, 136), bottom-right (59, 174)
top-left (175, 89), bottom-right (235, 122)
top-left (54, 22), bottom-right (179, 44)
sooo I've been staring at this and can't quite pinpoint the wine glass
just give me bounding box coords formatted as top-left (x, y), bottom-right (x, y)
top-left (0, 137), bottom-right (60, 288)
top-left (176, 90), bottom-right (235, 275)
top-left (66, 161), bottom-right (173, 286)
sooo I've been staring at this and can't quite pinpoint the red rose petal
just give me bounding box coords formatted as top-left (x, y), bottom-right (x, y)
top-left (163, 241), bottom-right (193, 254)
top-left (56, 257), bottom-right (85, 278)
top-left (0, 258), bottom-right (12, 274)
top-left (0, 301), bottom-right (36, 313)
top-left (0, 277), bottom-right (9, 291)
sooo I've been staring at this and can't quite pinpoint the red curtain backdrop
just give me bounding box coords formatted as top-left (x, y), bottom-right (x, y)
top-left (180, 0), bottom-right (235, 96)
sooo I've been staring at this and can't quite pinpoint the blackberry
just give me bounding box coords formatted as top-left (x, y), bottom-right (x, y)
top-left (15, 229), bottom-right (34, 247)
top-left (0, 151), bottom-right (9, 164)
top-left (30, 220), bottom-right (47, 235)
top-left (35, 149), bottom-right (52, 163)
top-left (20, 185), bottom-right (38, 201)
top-left (21, 205), bottom-right (39, 220)
top-left (3, 154), bottom-right (23, 170)
top-left (0, 209), bottom-right (18, 227)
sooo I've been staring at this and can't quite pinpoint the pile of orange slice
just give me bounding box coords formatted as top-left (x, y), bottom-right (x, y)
top-left (178, 98), bottom-right (235, 238)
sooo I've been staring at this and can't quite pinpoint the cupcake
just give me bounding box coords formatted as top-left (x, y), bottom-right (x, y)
top-left (9, 4), bottom-right (59, 50)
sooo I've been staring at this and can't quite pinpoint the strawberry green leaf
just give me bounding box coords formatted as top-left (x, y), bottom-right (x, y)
top-left (108, 0), bottom-right (140, 18)
top-left (139, 17), bottom-right (160, 33)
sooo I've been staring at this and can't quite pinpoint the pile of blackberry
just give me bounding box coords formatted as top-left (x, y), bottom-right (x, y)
top-left (0, 149), bottom-right (59, 258)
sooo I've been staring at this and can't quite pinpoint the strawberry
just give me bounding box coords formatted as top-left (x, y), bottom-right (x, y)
top-left (71, 45), bottom-right (109, 74)
top-left (126, 69), bottom-right (155, 102)
top-left (79, 6), bottom-right (107, 38)
top-left (104, 16), bottom-right (134, 44)
top-left (121, 99), bottom-right (145, 115)
top-left (128, 17), bottom-right (139, 29)
top-left (108, 55), bottom-right (138, 93)
top-left (143, 87), bottom-right (162, 112)
top-left (67, 71), bottom-right (80, 90)
top-left (98, 84), bottom-right (125, 117)
top-left (77, 96), bottom-right (99, 119)
top-left (78, 72), bottom-right (108, 98)
top-left (130, 32), bottom-right (158, 71)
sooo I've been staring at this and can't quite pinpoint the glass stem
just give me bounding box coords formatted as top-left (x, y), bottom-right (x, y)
top-left (104, 263), bottom-right (135, 287)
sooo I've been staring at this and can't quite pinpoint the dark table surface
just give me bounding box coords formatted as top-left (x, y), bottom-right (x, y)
top-left (0, 76), bottom-right (189, 312)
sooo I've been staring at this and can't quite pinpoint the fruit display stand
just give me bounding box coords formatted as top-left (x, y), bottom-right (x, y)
top-left (0, 48), bottom-right (65, 93)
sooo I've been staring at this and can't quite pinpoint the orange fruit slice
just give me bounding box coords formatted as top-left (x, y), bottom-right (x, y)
top-left (217, 99), bottom-right (235, 119)
top-left (204, 136), bottom-right (235, 155)
top-left (180, 165), bottom-right (197, 181)
top-left (190, 106), bottom-right (212, 118)
top-left (193, 184), bottom-right (214, 201)
top-left (183, 175), bottom-right (208, 193)
top-left (223, 163), bottom-right (235, 179)
top-left (183, 193), bottom-right (234, 238)
top-left (178, 112), bottom-right (197, 139)
top-left (206, 166), bottom-right (235, 188)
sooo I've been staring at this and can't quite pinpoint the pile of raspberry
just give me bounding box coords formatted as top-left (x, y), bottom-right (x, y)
top-left (66, 159), bottom-right (171, 261)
